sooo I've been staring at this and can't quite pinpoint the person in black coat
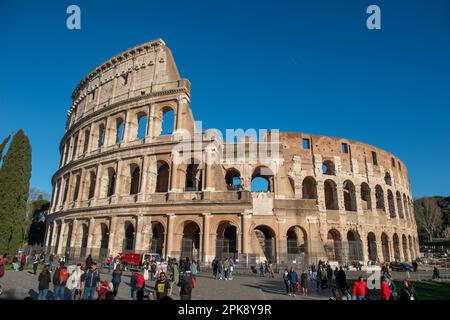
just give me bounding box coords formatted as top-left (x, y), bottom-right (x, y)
top-left (178, 271), bottom-right (193, 300)
top-left (400, 280), bottom-right (417, 300)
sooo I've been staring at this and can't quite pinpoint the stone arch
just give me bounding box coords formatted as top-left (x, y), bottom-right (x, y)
top-left (154, 105), bottom-right (176, 137)
top-left (136, 112), bottom-right (148, 140)
top-left (82, 128), bottom-right (90, 154)
top-left (185, 158), bottom-right (202, 192)
top-left (286, 225), bottom-right (308, 256)
top-left (254, 225), bottom-right (277, 262)
top-left (322, 160), bottom-right (336, 175)
top-left (216, 221), bottom-right (238, 259)
top-left (393, 233), bottom-right (401, 261)
top-left (347, 230), bottom-right (363, 262)
top-left (180, 220), bottom-right (201, 261)
top-left (100, 166), bottom-right (116, 198)
top-left (87, 170), bottom-right (96, 200)
top-left (388, 190), bottom-right (396, 218)
top-left (251, 166), bottom-right (274, 192)
top-left (367, 232), bottom-right (378, 262)
top-left (123, 221), bottom-right (135, 252)
top-left (384, 172), bottom-right (392, 186)
top-left (381, 232), bottom-right (390, 262)
top-left (375, 185), bottom-right (385, 210)
top-left (155, 160), bottom-right (170, 193)
top-left (225, 168), bottom-right (242, 191)
top-left (326, 229), bottom-right (343, 262)
top-left (127, 163), bottom-right (141, 195)
top-left (343, 180), bottom-right (357, 211)
top-left (115, 117), bottom-right (125, 144)
top-left (150, 221), bottom-right (165, 255)
top-left (396, 191), bottom-right (404, 218)
top-left (324, 179), bottom-right (338, 210)
top-left (402, 234), bottom-right (408, 261)
top-left (302, 176), bottom-right (317, 199)
top-left (97, 123), bottom-right (106, 148)
top-left (360, 182), bottom-right (372, 210)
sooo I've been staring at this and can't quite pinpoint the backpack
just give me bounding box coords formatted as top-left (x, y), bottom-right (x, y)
top-left (59, 268), bottom-right (69, 284)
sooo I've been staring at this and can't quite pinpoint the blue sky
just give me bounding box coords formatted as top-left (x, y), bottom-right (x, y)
top-left (0, 0), bottom-right (449, 197)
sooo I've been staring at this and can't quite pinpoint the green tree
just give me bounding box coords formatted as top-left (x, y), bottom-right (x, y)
top-left (0, 134), bottom-right (11, 162)
top-left (0, 129), bottom-right (32, 256)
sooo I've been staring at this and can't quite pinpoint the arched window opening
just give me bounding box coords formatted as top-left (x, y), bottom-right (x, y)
top-left (384, 172), bottom-right (392, 186)
top-left (326, 229), bottom-right (342, 262)
top-left (402, 234), bottom-right (409, 261)
top-left (251, 166), bottom-right (274, 192)
top-left (130, 165), bottom-right (141, 195)
top-left (116, 119), bottom-right (125, 144)
top-left (185, 159), bottom-right (202, 192)
top-left (161, 108), bottom-right (174, 135)
top-left (123, 222), bottom-right (135, 252)
top-left (225, 168), bottom-right (242, 191)
top-left (181, 222), bottom-right (201, 261)
top-left (388, 190), bottom-right (396, 218)
top-left (155, 161), bottom-right (170, 193)
top-left (83, 130), bottom-right (90, 154)
top-left (254, 225), bottom-right (276, 263)
top-left (286, 226), bottom-right (307, 256)
top-left (381, 233), bottom-right (390, 262)
top-left (151, 222), bottom-right (165, 255)
top-left (73, 174), bottom-right (80, 202)
top-left (322, 160), bottom-right (335, 175)
top-left (343, 180), bottom-right (357, 211)
top-left (361, 183), bottom-right (372, 210)
top-left (216, 222), bottom-right (238, 260)
top-left (100, 224), bottom-right (109, 249)
top-left (98, 124), bottom-right (105, 148)
top-left (324, 179), bottom-right (338, 210)
top-left (88, 171), bottom-right (96, 200)
top-left (137, 114), bottom-right (147, 140)
top-left (302, 176), bottom-right (317, 199)
top-left (107, 168), bottom-right (116, 197)
top-left (396, 191), bottom-right (404, 218)
top-left (393, 233), bottom-right (401, 261)
top-left (347, 230), bottom-right (363, 262)
top-left (375, 185), bottom-right (385, 210)
top-left (367, 232), bottom-right (378, 262)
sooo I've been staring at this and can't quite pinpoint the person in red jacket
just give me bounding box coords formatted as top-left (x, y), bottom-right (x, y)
top-left (380, 277), bottom-right (391, 300)
top-left (352, 276), bottom-right (369, 300)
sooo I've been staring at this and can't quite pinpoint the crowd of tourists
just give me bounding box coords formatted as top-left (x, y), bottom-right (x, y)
top-left (210, 257), bottom-right (235, 280)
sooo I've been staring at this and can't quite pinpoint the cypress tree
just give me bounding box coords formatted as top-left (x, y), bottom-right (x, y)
top-left (0, 129), bottom-right (32, 256)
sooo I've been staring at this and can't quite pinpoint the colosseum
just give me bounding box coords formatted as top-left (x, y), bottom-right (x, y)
top-left (44, 38), bottom-right (419, 267)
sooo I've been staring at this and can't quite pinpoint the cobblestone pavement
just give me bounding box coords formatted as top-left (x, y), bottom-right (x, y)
top-left (0, 269), bottom-right (330, 300)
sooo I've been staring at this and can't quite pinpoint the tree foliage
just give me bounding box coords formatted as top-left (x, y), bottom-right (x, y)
top-left (414, 197), bottom-right (444, 242)
top-left (0, 134), bottom-right (11, 162)
top-left (27, 198), bottom-right (50, 245)
top-left (0, 130), bottom-right (32, 256)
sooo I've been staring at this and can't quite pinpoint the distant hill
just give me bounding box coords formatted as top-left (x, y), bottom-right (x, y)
top-left (28, 187), bottom-right (50, 202)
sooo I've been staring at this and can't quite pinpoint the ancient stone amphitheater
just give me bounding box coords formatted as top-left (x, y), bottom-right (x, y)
top-left (45, 38), bottom-right (419, 267)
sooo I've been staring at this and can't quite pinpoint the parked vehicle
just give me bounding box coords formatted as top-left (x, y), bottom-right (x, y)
top-left (389, 262), bottom-right (413, 272)
top-left (120, 252), bottom-right (161, 270)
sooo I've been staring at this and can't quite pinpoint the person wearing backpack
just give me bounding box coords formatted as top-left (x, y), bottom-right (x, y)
top-left (53, 261), bottom-right (69, 300)
top-left (37, 266), bottom-right (51, 300)
top-left (82, 262), bottom-right (101, 300)
top-left (111, 265), bottom-right (122, 297)
top-left (129, 272), bottom-right (138, 299)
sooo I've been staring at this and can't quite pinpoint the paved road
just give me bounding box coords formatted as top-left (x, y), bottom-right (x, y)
top-left (0, 269), bottom-right (329, 300)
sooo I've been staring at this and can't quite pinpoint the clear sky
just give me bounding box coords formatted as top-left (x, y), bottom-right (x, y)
top-left (0, 0), bottom-right (449, 197)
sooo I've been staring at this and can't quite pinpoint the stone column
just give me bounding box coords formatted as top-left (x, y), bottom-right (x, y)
top-left (202, 213), bottom-right (212, 263)
top-left (138, 156), bottom-right (149, 202)
top-left (86, 218), bottom-right (96, 255)
top-left (204, 149), bottom-right (216, 192)
top-left (361, 231), bottom-right (369, 263)
top-left (50, 221), bottom-right (59, 253)
top-left (56, 220), bottom-right (66, 255)
top-left (43, 222), bottom-right (51, 251)
top-left (108, 216), bottom-right (118, 256)
top-left (165, 213), bottom-right (176, 259)
top-left (241, 211), bottom-right (252, 254)
top-left (134, 215), bottom-right (145, 253)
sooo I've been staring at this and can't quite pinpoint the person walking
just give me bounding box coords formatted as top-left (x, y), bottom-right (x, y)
top-left (82, 262), bottom-right (101, 300)
top-left (53, 261), bottom-right (69, 300)
top-left (300, 270), bottom-right (308, 297)
top-left (259, 262), bottom-right (264, 277)
top-left (12, 256), bottom-right (19, 271)
top-left (326, 264), bottom-right (333, 288)
top-left (190, 260), bottom-right (198, 280)
top-left (37, 266), bottom-right (51, 300)
top-left (85, 254), bottom-right (94, 271)
top-left (172, 258), bottom-right (180, 286)
top-left (20, 253), bottom-right (26, 271)
top-left (380, 277), bottom-right (391, 300)
top-left (352, 276), bottom-right (369, 300)
top-left (288, 267), bottom-right (299, 297)
top-left (283, 268), bottom-right (290, 295)
top-left (218, 260), bottom-right (224, 280)
top-left (432, 267), bottom-right (440, 279)
top-left (223, 258), bottom-right (230, 280)
top-left (228, 258), bottom-right (234, 280)
top-left (111, 265), bottom-right (122, 297)
top-left (179, 271), bottom-right (193, 300)
top-left (154, 272), bottom-right (171, 300)
top-left (67, 264), bottom-right (84, 300)
top-left (211, 258), bottom-right (218, 279)
top-left (32, 253), bottom-right (40, 275)
top-left (400, 280), bottom-right (417, 300)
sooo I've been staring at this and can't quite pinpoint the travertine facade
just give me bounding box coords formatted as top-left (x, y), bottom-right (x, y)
top-left (45, 39), bottom-right (419, 266)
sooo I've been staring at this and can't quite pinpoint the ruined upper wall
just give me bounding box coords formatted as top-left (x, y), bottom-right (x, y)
top-left (66, 38), bottom-right (185, 129)
top-left (278, 131), bottom-right (411, 191)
